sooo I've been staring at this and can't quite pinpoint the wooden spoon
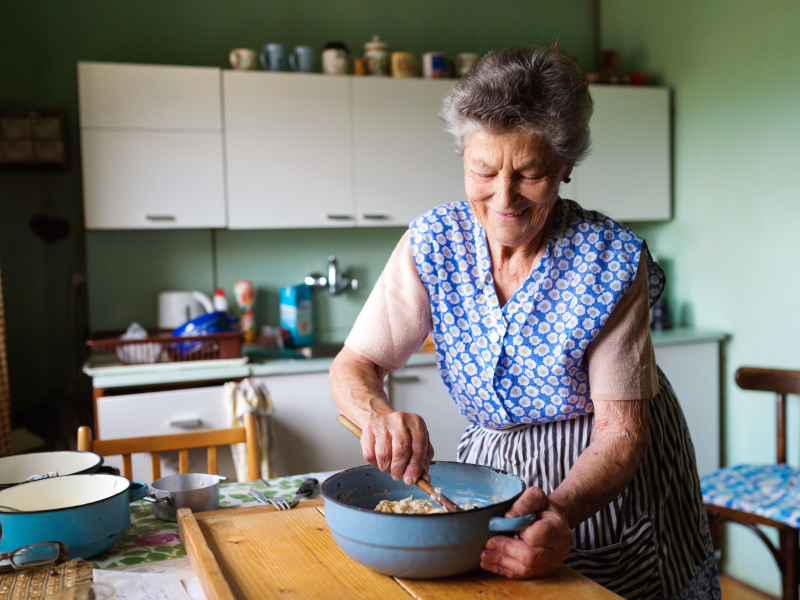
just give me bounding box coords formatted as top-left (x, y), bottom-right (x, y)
top-left (336, 414), bottom-right (462, 513)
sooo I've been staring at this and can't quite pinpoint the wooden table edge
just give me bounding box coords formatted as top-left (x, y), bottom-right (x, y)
top-left (177, 507), bottom-right (236, 600)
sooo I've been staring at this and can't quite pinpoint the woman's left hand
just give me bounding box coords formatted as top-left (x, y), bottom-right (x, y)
top-left (480, 488), bottom-right (571, 579)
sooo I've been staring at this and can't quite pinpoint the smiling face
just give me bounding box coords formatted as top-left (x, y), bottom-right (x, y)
top-left (464, 129), bottom-right (572, 252)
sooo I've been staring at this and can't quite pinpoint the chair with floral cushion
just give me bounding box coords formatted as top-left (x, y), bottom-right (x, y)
top-left (701, 367), bottom-right (800, 600)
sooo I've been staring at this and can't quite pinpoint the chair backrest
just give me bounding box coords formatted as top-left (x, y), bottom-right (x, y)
top-left (736, 367), bottom-right (800, 464)
top-left (77, 412), bottom-right (260, 481)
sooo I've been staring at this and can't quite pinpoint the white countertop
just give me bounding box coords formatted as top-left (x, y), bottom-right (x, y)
top-left (84, 327), bottom-right (727, 389)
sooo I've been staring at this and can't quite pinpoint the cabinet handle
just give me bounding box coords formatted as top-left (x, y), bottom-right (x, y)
top-left (362, 214), bottom-right (390, 220)
top-left (393, 375), bottom-right (420, 384)
top-left (326, 214), bottom-right (354, 221)
top-left (169, 418), bottom-right (202, 429)
top-left (146, 215), bottom-right (177, 222)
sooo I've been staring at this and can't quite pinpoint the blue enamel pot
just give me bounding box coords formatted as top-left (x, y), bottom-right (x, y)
top-left (0, 451), bottom-right (119, 490)
top-left (0, 474), bottom-right (148, 559)
top-left (322, 462), bottom-right (535, 579)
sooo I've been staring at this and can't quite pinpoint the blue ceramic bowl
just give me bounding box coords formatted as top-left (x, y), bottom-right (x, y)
top-left (0, 474), bottom-right (148, 559)
top-left (322, 462), bottom-right (535, 579)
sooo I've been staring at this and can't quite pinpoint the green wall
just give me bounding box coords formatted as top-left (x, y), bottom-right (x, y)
top-left (603, 0), bottom-right (800, 594)
top-left (0, 0), bottom-right (597, 419)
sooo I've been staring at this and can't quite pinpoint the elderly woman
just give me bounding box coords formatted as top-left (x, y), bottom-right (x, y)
top-left (330, 45), bottom-right (719, 600)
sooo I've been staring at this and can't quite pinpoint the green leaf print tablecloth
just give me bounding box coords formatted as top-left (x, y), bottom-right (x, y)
top-left (91, 475), bottom-right (324, 570)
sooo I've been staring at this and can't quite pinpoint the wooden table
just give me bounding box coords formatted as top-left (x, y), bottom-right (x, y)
top-left (178, 499), bottom-right (623, 600)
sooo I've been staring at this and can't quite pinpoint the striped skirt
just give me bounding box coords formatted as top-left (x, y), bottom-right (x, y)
top-left (457, 369), bottom-right (720, 600)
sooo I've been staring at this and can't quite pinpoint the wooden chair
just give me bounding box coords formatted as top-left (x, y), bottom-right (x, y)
top-left (703, 367), bottom-right (800, 600)
top-left (77, 412), bottom-right (261, 482)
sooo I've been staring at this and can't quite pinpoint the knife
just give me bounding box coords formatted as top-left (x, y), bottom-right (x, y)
top-left (288, 478), bottom-right (319, 508)
top-left (249, 488), bottom-right (272, 505)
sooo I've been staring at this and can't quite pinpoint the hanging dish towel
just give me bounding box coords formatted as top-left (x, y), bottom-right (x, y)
top-left (224, 378), bottom-right (274, 481)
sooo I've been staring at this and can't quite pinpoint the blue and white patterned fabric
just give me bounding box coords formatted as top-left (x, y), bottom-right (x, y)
top-left (409, 199), bottom-right (665, 430)
top-left (701, 463), bottom-right (800, 527)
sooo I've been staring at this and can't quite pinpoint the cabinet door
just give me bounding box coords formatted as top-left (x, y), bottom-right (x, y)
top-left (259, 373), bottom-right (364, 475)
top-left (96, 386), bottom-right (236, 485)
top-left (352, 78), bottom-right (465, 227)
top-left (78, 62), bottom-right (222, 130)
top-left (81, 129), bottom-right (226, 229)
top-left (390, 366), bottom-right (469, 462)
top-left (224, 72), bottom-right (355, 229)
top-left (654, 342), bottom-right (720, 477)
top-left (571, 86), bottom-right (670, 221)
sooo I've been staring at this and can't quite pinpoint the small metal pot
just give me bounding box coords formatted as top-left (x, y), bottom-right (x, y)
top-left (143, 474), bottom-right (226, 521)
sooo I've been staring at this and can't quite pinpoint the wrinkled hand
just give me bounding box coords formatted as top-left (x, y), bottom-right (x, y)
top-left (481, 488), bottom-right (571, 579)
top-left (361, 411), bottom-right (434, 485)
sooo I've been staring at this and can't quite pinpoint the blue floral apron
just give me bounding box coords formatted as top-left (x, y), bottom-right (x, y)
top-left (409, 199), bottom-right (719, 600)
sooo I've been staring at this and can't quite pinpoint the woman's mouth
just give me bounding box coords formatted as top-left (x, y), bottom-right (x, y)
top-left (492, 208), bottom-right (529, 221)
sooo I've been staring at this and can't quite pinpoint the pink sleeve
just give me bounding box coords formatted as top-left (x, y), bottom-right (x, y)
top-left (345, 231), bottom-right (433, 370)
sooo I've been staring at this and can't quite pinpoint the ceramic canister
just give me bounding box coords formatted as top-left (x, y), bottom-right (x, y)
top-left (364, 35), bottom-right (389, 76)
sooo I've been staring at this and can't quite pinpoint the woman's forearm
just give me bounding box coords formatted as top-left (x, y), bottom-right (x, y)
top-left (548, 399), bottom-right (650, 529)
top-left (329, 346), bottom-right (392, 426)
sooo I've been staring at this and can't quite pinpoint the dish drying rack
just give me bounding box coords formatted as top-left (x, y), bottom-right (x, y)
top-left (86, 329), bottom-right (244, 365)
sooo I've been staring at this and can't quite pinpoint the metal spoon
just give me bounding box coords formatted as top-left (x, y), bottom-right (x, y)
top-left (0, 504), bottom-right (22, 512)
top-left (336, 414), bottom-right (462, 513)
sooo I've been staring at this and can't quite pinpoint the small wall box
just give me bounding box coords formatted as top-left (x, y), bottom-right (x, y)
top-left (0, 109), bottom-right (66, 170)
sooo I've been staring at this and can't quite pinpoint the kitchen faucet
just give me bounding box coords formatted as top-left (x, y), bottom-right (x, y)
top-left (305, 256), bottom-right (358, 296)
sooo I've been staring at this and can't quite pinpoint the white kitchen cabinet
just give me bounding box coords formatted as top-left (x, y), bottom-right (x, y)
top-left (569, 86), bottom-right (671, 222)
top-left (81, 129), bottom-right (226, 228)
top-left (352, 78), bottom-right (464, 226)
top-left (224, 72), bottom-right (355, 229)
top-left (258, 373), bottom-right (364, 475)
top-left (389, 365), bottom-right (468, 462)
top-left (78, 62), bottom-right (227, 229)
top-left (78, 62), bottom-right (222, 130)
top-left (95, 386), bottom-right (236, 485)
top-left (654, 338), bottom-right (721, 477)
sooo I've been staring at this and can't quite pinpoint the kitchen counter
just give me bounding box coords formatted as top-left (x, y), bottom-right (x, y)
top-left (83, 327), bottom-right (727, 390)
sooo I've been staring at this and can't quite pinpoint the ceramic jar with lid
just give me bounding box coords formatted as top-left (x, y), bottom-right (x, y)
top-left (364, 35), bottom-right (389, 76)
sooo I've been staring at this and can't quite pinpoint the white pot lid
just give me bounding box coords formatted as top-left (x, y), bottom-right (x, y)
top-left (0, 474), bottom-right (130, 512)
top-left (0, 451), bottom-right (102, 485)
top-left (365, 35), bottom-right (388, 51)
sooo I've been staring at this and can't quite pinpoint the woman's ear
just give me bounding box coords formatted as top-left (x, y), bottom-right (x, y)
top-left (562, 165), bottom-right (574, 182)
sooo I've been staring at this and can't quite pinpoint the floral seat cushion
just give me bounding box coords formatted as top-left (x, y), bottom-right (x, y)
top-left (701, 463), bottom-right (800, 528)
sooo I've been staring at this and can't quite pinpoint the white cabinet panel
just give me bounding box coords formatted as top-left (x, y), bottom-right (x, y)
top-left (259, 373), bottom-right (364, 475)
top-left (224, 72), bottom-right (355, 229)
top-left (572, 86), bottom-right (670, 221)
top-left (78, 62), bottom-right (222, 130)
top-left (390, 366), bottom-right (468, 462)
top-left (96, 386), bottom-right (236, 485)
top-left (654, 342), bottom-right (720, 477)
top-left (81, 129), bottom-right (226, 229)
top-left (352, 78), bottom-right (464, 226)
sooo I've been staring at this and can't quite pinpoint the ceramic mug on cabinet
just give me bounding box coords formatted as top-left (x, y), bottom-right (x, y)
top-left (290, 46), bottom-right (317, 72)
top-left (391, 52), bottom-right (419, 77)
top-left (422, 52), bottom-right (448, 78)
top-left (260, 43), bottom-right (287, 71)
top-left (322, 42), bottom-right (349, 74)
top-left (456, 52), bottom-right (480, 76)
top-left (229, 48), bottom-right (258, 70)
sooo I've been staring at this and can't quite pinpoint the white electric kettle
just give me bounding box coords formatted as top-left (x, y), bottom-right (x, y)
top-left (158, 291), bottom-right (214, 329)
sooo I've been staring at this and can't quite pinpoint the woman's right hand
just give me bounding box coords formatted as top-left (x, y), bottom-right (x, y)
top-left (361, 411), bottom-right (435, 485)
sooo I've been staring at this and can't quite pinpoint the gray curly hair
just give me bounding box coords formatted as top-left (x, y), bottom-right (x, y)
top-left (441, 44), bottom-right (593, 165)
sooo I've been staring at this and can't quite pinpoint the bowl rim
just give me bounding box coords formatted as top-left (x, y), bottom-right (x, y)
top-left (0, 451), bottom-right (104, 485)
top-left (0, 473), bottom-right (133, 515)
top-left (321, 460), bottom-right (526, 517)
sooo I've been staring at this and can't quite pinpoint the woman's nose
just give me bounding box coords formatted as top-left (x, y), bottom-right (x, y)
top-left (493, 178), bottom-right (516, 207)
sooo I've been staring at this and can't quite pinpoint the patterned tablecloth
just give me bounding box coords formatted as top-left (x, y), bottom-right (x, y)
top-left (92, 474), bottom-right (325, 570)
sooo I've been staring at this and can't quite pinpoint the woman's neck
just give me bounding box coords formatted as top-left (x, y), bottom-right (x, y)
top-left (487, 208), bottom-right (556, 307)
